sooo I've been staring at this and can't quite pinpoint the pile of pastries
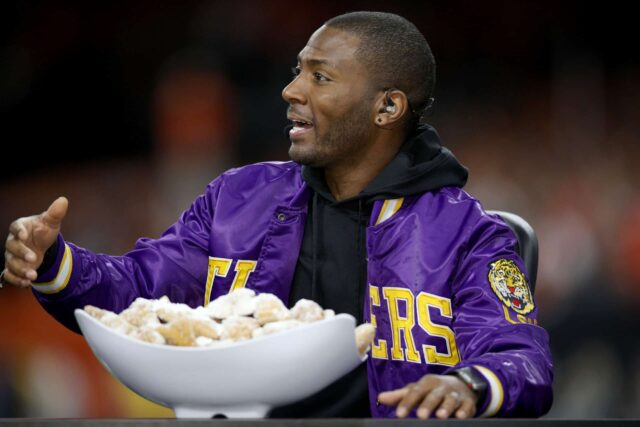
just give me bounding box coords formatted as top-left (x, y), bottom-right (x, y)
top-left (84, 288), bottom-right (375, 355)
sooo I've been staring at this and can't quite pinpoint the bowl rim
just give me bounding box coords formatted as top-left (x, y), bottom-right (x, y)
top-left (74, 308), bottom-right (357, 352)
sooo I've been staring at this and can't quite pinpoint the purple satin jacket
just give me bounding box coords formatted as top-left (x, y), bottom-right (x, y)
top-left (33, 161), bottom-right (553, 418)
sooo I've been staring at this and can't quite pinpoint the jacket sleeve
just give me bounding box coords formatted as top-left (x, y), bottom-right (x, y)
top-left (446, 212), bottom-right (553, 417)
top-left (31, 179), bottom-right (221, 333)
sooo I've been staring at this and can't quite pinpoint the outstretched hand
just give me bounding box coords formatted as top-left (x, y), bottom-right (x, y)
top-left (2, 197), bottom-right (69, 287)
top-left (378, 374), bottom-right (478, 419)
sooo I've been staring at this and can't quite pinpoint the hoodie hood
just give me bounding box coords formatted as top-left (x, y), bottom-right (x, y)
top-left (302, 124), bottom-right (468, 203)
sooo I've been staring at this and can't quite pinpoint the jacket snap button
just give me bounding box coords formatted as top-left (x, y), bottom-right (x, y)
top-left (277, 213), bottom-right (286, 222)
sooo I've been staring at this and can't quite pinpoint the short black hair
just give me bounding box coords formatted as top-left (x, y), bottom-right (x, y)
top-left (325, 11), bottom-right (436, 123)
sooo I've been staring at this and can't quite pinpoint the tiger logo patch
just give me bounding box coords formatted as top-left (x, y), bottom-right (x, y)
top-left (488, 259), bottom-right (534, 315)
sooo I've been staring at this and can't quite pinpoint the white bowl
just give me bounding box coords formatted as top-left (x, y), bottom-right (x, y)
top-left (74, 309), bottom-right (364, 418)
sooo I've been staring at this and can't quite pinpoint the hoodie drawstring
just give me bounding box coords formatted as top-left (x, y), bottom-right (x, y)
top-left (311, 191), bottom-right (318, 302)
top-left (357, 199), bottom-right (364, 322)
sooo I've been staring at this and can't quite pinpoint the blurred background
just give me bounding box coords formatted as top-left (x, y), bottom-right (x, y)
top-left (1, 0), bottom-right (638, 418)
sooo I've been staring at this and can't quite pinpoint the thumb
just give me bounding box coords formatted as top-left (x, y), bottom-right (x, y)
top-left (42, 197), bottom-right (69, 228)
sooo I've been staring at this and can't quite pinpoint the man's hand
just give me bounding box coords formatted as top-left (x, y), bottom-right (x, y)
top-left (378, 374), bottom-right (478, 419)
top-left (2, 197), bottom-right (69, 288)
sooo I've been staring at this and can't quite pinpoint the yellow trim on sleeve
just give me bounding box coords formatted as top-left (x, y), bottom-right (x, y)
top-left (32, 244), bottom-right (73, 294)
top-left (474, 365), bottom-right (504, 417)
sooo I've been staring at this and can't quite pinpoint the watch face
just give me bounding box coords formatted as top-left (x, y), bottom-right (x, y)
top-left (455, 367), bottom-right (488, 393)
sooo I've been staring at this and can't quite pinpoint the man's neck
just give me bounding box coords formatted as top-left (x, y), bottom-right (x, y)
top-left (324, 134), bottom-right (403, 201)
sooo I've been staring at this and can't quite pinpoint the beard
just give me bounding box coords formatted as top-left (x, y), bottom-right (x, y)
top-left (288, 101), bottom-right (374, 168)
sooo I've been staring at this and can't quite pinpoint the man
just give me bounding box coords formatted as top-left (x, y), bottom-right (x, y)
top-left (2, 12), bottom-right (553, 419)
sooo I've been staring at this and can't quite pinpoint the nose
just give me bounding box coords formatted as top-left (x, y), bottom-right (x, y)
top-left (282, 75), bottom-right (306, 105)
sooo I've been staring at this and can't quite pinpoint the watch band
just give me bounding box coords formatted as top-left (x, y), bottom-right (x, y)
top-left (448, 366), bottom-right (489, 404)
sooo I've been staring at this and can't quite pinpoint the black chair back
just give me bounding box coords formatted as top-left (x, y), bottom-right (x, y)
top-left (486, 210), bottom-right (539, 293)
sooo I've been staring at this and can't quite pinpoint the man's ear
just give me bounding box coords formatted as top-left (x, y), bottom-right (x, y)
top-left (375, 89), bottom-right (409, 129)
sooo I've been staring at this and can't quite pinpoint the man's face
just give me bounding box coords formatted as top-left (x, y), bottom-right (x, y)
top-left (282, 26), bottom-right (377, 168)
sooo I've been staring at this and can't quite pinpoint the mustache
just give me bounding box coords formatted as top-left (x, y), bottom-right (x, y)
top-left (286, 106), bottom-right (312, 122)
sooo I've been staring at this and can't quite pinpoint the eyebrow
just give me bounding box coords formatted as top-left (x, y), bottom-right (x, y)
top-left (297, 55), bottom-right (336, 69)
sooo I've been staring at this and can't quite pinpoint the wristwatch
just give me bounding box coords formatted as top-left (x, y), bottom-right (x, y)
top-left (447, 367), bottom-right (488, 403)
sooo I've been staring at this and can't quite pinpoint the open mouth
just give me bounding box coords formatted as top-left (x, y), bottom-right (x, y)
top-left (289, 118), bottom-right (314, 138)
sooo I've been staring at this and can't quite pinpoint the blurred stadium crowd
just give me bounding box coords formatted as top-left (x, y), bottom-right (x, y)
top-left (1, 0), bottom-right (638, 418)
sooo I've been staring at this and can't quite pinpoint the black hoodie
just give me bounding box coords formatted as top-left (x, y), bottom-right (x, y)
top-left (269, 125), bottom-right (468, 418)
